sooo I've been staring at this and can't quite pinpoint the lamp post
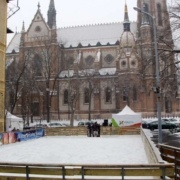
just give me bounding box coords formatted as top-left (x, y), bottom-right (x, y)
top-left (134, 7), bottom-right (162, 143)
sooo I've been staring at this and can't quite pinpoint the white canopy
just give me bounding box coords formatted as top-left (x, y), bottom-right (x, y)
top-left (116, 105), bottom-right (137, 115)
top-left (112, 105), bottom-right (142, 127)
top-left (6, 111), bottom-right (23, 122)
top-left (5, 111), bottom-right (23, 131)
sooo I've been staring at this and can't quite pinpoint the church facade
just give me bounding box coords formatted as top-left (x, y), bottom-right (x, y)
top-left (6, 0), bottom-right (180, 122)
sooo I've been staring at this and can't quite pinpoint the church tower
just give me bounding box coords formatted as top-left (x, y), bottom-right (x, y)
top-left (137, 0), bottom-right (172, 39)
top-left (137, 0), bottom-right (176, 114)
top-left (47, 0), bottom-right (56, 29)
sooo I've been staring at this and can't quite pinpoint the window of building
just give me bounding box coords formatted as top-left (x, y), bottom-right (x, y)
top-left (105, 54), bottom-right (114, 64)
top-left (131, 60), bottom-right (136, 67)
top-left (68, 57), bottom-right (74, 67)
top-left (64, 89), bottom-right (68, 104)
top-left (144, 3), bottom-right (149, 12)
top-left (32, 102), bottom-right (39, 116)
top-left (157, 3), bottom-right (163, 26)
top-left (133, 86), bottom-right (137, 101)
top-left (123, 88), bottom-right (128, 101)
top-left (165, 97), bottom-right (172, 113)
top-left (35, 26), bottom-right (41, 32)
top-left (84, 88), bottom-right (90, 104)
top-left (105, 87), bottom-right (111, 103)
top-left (85, 55), bottom-right (94, 66)
top-left (121, 60), bottom-right (126, 67)
top-left (143, 3), bottom-right (150, 24)
top-left (33, 54), bottom-right (42, 76)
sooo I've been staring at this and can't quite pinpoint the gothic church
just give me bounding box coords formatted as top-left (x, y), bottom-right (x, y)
top-left (6, 0), bottom-right (179, 121)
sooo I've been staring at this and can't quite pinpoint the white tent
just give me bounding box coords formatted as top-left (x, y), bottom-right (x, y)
top-left (112, 105), bottom-right (142, 127)
top-left (5, 111), bottom-right (23, 131)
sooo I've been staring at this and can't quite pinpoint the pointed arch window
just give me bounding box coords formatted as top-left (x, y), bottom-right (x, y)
top-left (165, 97), bottom-right (172, 113)
top-left (64, 89), bottom-right (68, 104)
top-left (157, 3), bottom-right (163, 26)
top-left (144, 3), bottom-right (149, 12)
top-left (85, 55), bottom-right (94, 66)
top-left (33, 54), bottom-right (42, 76)
top-left (142, 3), bottom-right (150, 24)
top-left (123, 87), bottom-right (128, 101)
top-left (105, 87), bottom-right (112, 103)
top-left (133, 86), bottom-right (137, 101)
top-left (84, 88), bottom-right (90, 104)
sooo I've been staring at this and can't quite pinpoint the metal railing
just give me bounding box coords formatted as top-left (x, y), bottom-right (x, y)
top-left (159, 144), bottom-right (180, 180)
top-left (0, 162), bottom-right (174, 180)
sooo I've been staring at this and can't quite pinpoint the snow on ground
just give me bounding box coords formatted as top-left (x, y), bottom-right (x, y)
top-left (0, 135), bottom-right (148, 165)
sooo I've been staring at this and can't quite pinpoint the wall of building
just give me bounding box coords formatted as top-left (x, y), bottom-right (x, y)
top-left (0, 0), bottom-right (7, 132)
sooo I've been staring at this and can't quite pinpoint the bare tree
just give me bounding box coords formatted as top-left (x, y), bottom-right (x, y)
top-left (6, 49), bottom-right (32, 114)
top-left (24, 37), bottom-right (63, 122)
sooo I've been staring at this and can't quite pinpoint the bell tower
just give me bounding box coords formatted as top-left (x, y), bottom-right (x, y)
top-left (137, 0), bottom-right (171, 32)
top-left (137, 0), bottom-right (176, 114)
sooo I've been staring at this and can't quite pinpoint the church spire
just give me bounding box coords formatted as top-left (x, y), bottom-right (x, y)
top-left (124, 0), bottom-right (129, 22)
top-left (47, 0), bottom-right (56, 29)
top-left (123, 0), bottom-right (130, 31)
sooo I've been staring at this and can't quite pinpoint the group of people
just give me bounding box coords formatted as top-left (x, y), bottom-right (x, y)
top-left (87, 122), bottom-right (100, 137)
top-left (8, 125), bottom-right (18, 132)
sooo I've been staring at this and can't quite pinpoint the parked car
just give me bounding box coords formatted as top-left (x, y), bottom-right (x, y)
top-left (78, 121), bottom-right (94, 126)
top-left (141, 119), bottom-right (157, 128)
top-left (34, 123), bottom-right (48, 128)
top-left (144, 119), bottom-right (178, 131)
top-left (23, 126), bottom-right (34, 130)
top-left (47, 122), bottom-right (63, 128)
top-left (162, 118), bottom-right (180, 127)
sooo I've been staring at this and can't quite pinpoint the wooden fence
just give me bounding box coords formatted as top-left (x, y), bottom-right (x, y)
top-left (159, 144), bottom-right (180, 180)
top-left (45, 126), bottom-right (141, 136)
top-left (0, 163), bottom-right (174, 180)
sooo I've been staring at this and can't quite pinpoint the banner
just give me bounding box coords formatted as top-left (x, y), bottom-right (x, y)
top-left (0, 133), bottom-right (3, 145)
top-left (36, 128), bottom-right (45, 138)
top-left (15, 128), bottom-right (44, 142)
top-left (3, 133), bottom-right (9, 144)
top-left (9, 132), bottom-right (16, 143)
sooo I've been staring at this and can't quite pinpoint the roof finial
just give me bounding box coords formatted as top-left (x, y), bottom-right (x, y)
top-left (21, 21), bottom-right (25, 32)
top-left (38, 2), bottom-right (40, 9)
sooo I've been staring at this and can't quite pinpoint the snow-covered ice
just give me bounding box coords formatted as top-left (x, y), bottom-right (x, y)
top-left (0, 135), bottom-right (148, 164)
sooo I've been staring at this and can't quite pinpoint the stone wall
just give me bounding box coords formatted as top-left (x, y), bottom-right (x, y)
top-left (141, 128), bottom-right (164, 163)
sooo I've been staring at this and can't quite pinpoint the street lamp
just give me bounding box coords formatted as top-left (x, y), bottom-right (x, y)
top-left (134, 7), bottom-right (162, 143)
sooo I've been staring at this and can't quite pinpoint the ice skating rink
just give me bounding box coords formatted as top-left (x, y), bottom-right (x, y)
top-left (0, 135), bottom-right (148, 164)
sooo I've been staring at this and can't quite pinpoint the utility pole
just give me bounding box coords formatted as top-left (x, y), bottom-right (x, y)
top-left (134, 7), bottom-right (162, 143)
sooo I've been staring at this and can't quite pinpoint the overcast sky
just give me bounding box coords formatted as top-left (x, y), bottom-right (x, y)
top-left (7, 0), bottom-right (174, 44)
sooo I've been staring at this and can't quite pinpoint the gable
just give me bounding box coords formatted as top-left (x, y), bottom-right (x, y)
top-left (26, 10), bottom-right (49, 39)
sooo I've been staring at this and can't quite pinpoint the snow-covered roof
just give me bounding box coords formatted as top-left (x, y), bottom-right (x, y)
top-left (59, 70), bottom-right (74, 78)
top-left (58, 22), bottom-right (137, 47)
top-left (99, 68), bottom-right (116, 75)
top-left (6, 33), bottom-right (21, 54)
top-left (6, 58), bottom-right (14, 68)
top-left (59, 68), bottom-right (117, 78)
top-left (6, 22), bottom-right (137, 53)
top-left (79, 69), bottom-right (95, 76)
